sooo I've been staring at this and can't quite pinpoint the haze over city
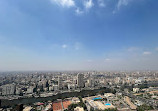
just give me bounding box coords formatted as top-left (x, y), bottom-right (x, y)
top-left (0, 0), bottom-right (158, 71)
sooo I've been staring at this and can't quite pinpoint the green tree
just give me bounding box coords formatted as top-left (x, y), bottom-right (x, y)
top-left (136, 104), bottom-right (153, 111)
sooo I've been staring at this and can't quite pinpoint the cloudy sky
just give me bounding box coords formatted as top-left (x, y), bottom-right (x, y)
top-left (0, 0), bottom-right (158, 71)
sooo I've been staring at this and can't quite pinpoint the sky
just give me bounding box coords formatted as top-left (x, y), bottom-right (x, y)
top-left (0, 0), bottom-right (158, 71)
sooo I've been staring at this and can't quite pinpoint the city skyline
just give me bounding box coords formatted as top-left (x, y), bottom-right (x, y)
top-left (0, 0), bottom-right (158, 71)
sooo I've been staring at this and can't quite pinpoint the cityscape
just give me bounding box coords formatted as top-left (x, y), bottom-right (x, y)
top-left (1, 0), bottom-right (158, 111)
top-left (0, 71), bottom-right (158, 111)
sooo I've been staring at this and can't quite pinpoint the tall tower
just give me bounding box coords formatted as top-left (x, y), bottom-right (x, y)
top-left (58, 76), bottom-right (62, 90)
top-left (77, 74), bottom-right (84, 88)
top-left (0, 99), bottom-right (1, 108)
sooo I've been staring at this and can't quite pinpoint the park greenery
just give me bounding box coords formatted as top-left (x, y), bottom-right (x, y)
top-left (136, 104), bottom-right (154, 111)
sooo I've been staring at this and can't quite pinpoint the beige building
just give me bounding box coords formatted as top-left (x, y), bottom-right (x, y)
top-left (74, 107), bottom-right (84, 111)
top-left (23, 106), bottom-right (33, 111)
top-left (133, 88), bottom-right (140, 93)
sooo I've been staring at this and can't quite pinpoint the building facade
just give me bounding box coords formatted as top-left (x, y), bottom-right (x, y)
top-left (77, 74), bottom-right (84, 88)
top-left (2, 84), bottom-right (16, 95)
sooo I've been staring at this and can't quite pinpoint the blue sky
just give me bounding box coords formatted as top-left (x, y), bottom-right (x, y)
top-left (0, 0), bottom-right (158, 71)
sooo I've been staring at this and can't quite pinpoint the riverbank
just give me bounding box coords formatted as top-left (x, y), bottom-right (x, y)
top-left (1, 87), bottom-right (116, 107)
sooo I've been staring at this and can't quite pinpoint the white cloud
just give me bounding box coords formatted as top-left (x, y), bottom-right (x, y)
top-left (117, 0), bottom-right (131, 10)
top-left (51, 0), bottom-right (75, 8)
top-left (84, 0), bottom-right (94, 9)
top-left (113, 0), bottom-right (131, 14)
top-left (62, 44), bottom-right (68, 48)
top-left (98, 0), bottom-right (105, 7)
top-left (105, 58), bottom-right (111, 61)
top-left (75, 8), bottom-right (84, 15)
top-left (143, 51), bottom-right (151, 55)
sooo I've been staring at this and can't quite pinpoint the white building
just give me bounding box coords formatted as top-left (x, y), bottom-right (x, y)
top-left (74, 107), bottom-right (84, 111)
top-left (68, 83), bottom-right (76, 90)
top-left (104, 93), bottom-right (115, 98)
top-left (133, 88), bottom-right (140, 93)
top-left (49, 86), bottom-right (54, 91)
top-left (16, 88), bottom-right (21, 95)
top-left (2, 84), bottom-right (16, 95)
top-left (26, 86), bottom-right (34, 94)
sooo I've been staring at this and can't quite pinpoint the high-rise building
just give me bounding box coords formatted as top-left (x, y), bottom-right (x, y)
top-left (77, 74), bottom-right (84, 88)
top-left (58, 76), bottom-right (62, 90)
top-left (2, 84), bottom-right (16, 95)
top-left (87, 78), bottom-right (92, 87)
top-left (0, 99), bottom-right (1, 108)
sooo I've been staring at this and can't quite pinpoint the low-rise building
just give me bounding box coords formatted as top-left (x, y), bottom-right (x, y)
top-left (74, 107), bottom-right (84, 111)
top-left (23, 106), bottom-right (33, 111)
top-left (133, 88), bottom-right (140, 93)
